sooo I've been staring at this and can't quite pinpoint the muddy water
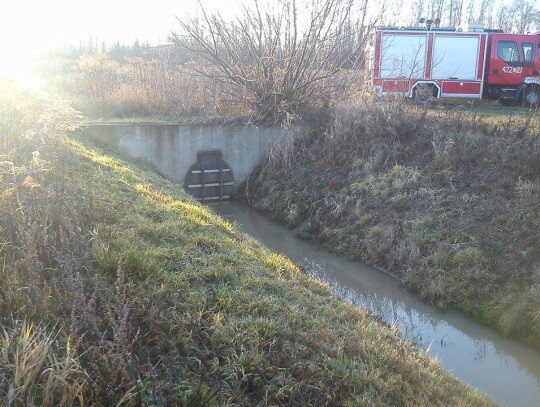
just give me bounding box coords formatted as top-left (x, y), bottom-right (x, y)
top-left (211, 201), bottom-right (540, 407)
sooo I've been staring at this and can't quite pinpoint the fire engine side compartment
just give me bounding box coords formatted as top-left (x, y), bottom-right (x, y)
top-left (432, 32), bottom-right (487, 98)
top-left (371, 29), bottom-right (487, 100)
top-left (373, 31), bottom-right (428, 96)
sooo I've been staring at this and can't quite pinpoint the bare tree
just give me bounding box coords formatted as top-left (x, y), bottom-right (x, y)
top-left (431, 0), bottom-right (446, 25)
top-left (495, 5), bottom-right (514, 32)
top-left (511, 0), bottom-right (540, 33)
top-left (483, 3), bottom-right (495, 28)
top-left (464, 0), bottom-right (475, 24)
top-left (474, 0), bottom-right (489, 23)
top-left (412, 0), bottom-right (448, 27)
top-left (493, 0), bottom-right (539, 32)
top-left (355, 0), bottom-right (371, 66)
top-left (170, 0), bottom-right (374, 124)
top-left (333, 0), bottom-right (372, 68)
top-left (412, 0), bottom-right (425, 24)
top-left (447, 0), bottom-right (465, 27)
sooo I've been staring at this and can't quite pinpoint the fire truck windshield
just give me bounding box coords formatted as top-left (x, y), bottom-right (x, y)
top-left (498, 41), bottom-right (520, 64)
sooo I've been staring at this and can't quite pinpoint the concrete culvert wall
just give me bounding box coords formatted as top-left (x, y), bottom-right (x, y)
top-left (85, 124), bottom-right (302, 196)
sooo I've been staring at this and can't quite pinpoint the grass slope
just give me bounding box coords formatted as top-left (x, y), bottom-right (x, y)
top-left (0, 87), bottom-right (496, 406)
top-left (241, 97), bottom-right (540, 348)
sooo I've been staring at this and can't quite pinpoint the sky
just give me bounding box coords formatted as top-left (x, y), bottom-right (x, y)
top-left (2, 0), bottom-right (537, 55)
top-left (1, 1), bottom-right (241, 55)
top-left (0, 0), bottom-right (245, 83)
top-left (0, 0), bottom-right (537, 85)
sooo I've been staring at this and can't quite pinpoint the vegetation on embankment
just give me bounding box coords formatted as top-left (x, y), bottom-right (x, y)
top-left (42, 50), bottom-right (251, 122)
top-left (0, 84), bottom-right (495, 405)
top-left (241, 96), bottom-right (540, 347)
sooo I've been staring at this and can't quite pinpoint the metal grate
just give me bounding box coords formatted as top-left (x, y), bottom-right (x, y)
top-left (184, 151), bottom-right (234, 202)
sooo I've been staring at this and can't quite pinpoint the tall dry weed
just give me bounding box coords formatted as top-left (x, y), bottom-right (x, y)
top-left (0, 82), bottom-right (145, 404)
top-left (0, 322), bottom-right (85, 406)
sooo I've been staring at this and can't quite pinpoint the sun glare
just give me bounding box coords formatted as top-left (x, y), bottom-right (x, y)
top-left (0, 5), bottom-right (50, 90)
top-left (0, 0), bottom-right (243, 92)
top-left (0, 58), bottom-right (42, 91)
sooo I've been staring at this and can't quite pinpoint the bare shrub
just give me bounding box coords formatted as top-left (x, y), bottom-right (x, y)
top-left (171, 0), bottom-right (372, 124)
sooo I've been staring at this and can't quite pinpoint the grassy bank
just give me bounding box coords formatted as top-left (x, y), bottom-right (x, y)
top-left (241, 96), bottom-right (540, 348)
top-left (0, 84), bottom-right (495, 405)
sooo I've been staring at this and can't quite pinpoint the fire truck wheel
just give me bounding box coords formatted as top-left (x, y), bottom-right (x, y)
top-left (522, 86), bottom-right (540, 108)
top-left (413, 84), bottom-right (434, 105)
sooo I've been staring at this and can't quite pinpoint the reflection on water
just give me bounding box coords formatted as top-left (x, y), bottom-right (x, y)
top-left (211, 201), bottom-right (540, 407)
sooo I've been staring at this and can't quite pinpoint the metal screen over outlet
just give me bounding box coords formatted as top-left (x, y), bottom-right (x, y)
top-left (184, 151), bottom-right (234, 202)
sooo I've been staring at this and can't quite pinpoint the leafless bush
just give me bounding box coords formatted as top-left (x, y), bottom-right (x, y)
top-left (171, 0), bottom-right (374, 124)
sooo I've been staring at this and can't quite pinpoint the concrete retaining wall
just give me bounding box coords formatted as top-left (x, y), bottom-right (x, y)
top-left (85, 124), bottom-right (299, 189)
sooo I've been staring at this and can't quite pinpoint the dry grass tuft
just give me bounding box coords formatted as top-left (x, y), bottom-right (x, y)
top-left (0, 322), bottom-right (85, 406)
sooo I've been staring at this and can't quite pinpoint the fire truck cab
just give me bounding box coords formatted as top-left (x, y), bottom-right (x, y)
top-left (367, 25), bottom-right (540, 107)
top-left (485, 33), bottom-right (540, 106)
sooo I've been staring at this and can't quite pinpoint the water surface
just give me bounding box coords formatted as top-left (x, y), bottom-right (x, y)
top-left (211, 201), bottom-right (540, 407)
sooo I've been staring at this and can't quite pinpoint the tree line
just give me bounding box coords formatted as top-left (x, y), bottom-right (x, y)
top-left (45, 0), bottom-right (539, 124)
top-left (408, 0), bottom-right (539, 33)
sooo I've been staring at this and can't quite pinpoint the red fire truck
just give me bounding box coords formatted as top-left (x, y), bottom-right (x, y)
top-left (366, 24), bottom-right (540, 107)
